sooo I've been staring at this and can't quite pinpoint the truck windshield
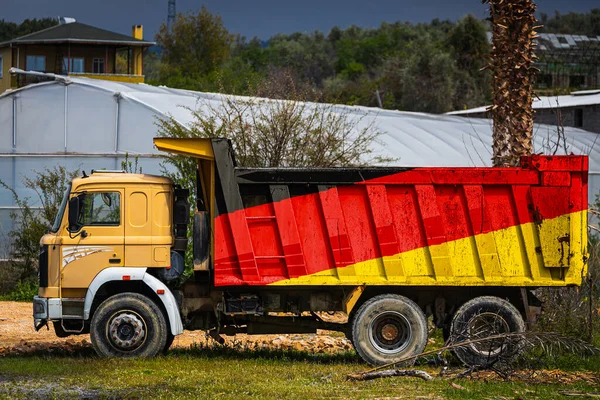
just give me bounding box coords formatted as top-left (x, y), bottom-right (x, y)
top-left (51, 185), bottom-right (71, 233)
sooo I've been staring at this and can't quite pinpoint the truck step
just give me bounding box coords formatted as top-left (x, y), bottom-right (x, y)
top-left (61, 314), bottom-right (84, 320)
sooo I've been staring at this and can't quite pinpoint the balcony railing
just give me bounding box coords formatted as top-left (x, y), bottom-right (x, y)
top-left (68, 72), bottom-right (145, 84)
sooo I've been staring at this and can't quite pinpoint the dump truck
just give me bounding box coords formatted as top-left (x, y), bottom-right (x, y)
top-left (32, 138), bottom-right (588, 366)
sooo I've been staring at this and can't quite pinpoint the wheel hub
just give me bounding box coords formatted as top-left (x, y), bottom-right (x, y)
top-left (108, 312), bottom-right (146, 351)
top-left (368, 311), bottom-right (412, 354)
top-left (381, 324), bottom-right (399, 341)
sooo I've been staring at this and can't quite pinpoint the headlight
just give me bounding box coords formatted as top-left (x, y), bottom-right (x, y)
top-left (33, 302), bottom-right (45, 314)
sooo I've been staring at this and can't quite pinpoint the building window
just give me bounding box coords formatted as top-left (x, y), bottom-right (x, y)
top-left (92, 58), bottom-right (105, 74)
top-left (574, 109), bottom-right (583, 128)
top-left (62, 57), bottom-right (84, 74)
top-left (569, 75), bottom-right (585, 88)
top-left (26, 55), bottom-right (46, 72)
top-left (537, 74), bottom-right (553, 89)
top-left (0, 55), bottom-right (3, 78)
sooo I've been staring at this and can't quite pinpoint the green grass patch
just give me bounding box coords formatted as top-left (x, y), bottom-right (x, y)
top-left (1, 346), bottom-right (599, 400)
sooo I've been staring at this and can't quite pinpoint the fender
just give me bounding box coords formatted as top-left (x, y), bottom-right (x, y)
top-left (83, 267), bottom-right (184, 335)
top-left (142, 273), bottom-right (184, 335)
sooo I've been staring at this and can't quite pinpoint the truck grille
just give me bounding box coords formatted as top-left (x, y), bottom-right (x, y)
top-left (39, 245), bottom-right (48, 288)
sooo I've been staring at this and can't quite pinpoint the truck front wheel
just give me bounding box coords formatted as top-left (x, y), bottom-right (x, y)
top-left (351, 294), bottom-right (428, 366)
top-left (90, 293), bottom-right (168, 358)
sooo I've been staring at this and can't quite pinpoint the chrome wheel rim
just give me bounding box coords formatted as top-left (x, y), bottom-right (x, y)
top-left (106, 310), bottom-right (147, 352)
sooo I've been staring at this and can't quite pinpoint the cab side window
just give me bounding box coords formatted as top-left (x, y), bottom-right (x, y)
top-left (80, 192), bottom-right (121, 226)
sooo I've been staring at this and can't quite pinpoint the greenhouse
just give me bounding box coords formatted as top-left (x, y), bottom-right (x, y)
top-left (1, 72), bottom-right (599, 251)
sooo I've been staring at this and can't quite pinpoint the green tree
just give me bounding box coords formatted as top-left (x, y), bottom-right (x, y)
top-left (0, 18), bottom-right (57, 42)
top-left (156, 70), bottom-right (388, 171)
top-left (447, 15), bottom-right (489, 71)
top-left (381, 39), bottom-right (457, 113)
top-left (266, 31), bottom-right (335, 85)
top-left (540, 9), bottom-right (600, 36)
top-left (446, 15), bottom-right (491, 110)
top-left (230, 36), bottom-right (269, 73)
top-left (155, 7), bottom-right (233, 84)
top-left (143, 50), bottom-right (161, 83)
top-left (148, 9), bottom-right (497, 114)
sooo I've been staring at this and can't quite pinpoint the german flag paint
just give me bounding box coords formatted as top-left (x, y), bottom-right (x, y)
top-left (212, 155), bottom-right (588, 288)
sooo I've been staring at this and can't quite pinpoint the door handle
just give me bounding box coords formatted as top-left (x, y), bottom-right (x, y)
top-left (109, 258), bottom-right (121, 264)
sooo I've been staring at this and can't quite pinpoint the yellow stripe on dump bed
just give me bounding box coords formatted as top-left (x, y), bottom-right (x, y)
top-left (269, 211), bottom-right (588, 287)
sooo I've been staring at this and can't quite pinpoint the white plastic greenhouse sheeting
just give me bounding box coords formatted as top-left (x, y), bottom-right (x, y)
top-left (0, 77), bottom-right (599, 252)
top-left (447, 90), bottom-right (600, 115)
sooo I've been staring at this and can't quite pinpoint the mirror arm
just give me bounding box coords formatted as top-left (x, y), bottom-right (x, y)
top-left (69, 229), bottom-right (87, 240)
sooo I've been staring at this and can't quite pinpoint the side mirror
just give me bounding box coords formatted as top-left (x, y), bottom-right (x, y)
top-left (68, 197), bottom-right (80, 231)
top-left (101, 193), bottom-right (112, 207)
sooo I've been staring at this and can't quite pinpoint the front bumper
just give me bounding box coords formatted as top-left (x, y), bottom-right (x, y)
top-left (33, 296), bottom-right (47, 330)
top-left (33, 296), bottom-right (63, 330)
top-left (33, 296), bottom-right (47, 319)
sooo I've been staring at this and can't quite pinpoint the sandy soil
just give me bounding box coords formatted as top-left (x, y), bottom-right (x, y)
top-left (0, 301), bottom-right (351, 355)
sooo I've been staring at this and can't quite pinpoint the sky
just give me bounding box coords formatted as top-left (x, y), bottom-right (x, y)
top-left (2, 0), bottom-right (598, 41)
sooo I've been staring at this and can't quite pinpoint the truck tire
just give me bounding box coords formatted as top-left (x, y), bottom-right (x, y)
top-left (351, 294), bottom-right (428, 366)
top-left (449, 296), bottom-right (525, 367)
top-left (90, 292), bottom-right (168, 358)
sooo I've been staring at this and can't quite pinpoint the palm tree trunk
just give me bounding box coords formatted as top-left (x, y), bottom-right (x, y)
top-left (486, 0), bottom-right (538, 167)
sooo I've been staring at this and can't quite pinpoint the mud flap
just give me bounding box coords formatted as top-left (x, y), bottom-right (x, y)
top-left (193, 211), bottom-right (210, 271)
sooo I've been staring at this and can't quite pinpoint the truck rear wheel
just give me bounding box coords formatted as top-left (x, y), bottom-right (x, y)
top-left (351, 294), bottom-right (428, 366)
top-left (449, 296), bottom-right (525, 367)
top-left (90, 293), bottom-right (168, 358)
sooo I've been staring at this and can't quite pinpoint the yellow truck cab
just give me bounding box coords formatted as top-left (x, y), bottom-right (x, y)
top-left (34, 171), bottom-right (185, 354)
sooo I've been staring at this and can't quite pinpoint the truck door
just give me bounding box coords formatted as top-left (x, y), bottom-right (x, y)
top-left (61, 190), bottom-right (125, 289)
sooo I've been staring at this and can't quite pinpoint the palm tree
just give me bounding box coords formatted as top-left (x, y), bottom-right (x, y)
top-left (485, 0), bottom-right (538, 167)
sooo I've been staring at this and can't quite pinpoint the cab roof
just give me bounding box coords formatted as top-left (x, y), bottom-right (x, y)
top-left (72, 172), bottom-right (172, 188)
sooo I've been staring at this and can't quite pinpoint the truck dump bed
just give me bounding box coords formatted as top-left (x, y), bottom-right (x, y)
top-left (211, 150), bottom-right (588, 288)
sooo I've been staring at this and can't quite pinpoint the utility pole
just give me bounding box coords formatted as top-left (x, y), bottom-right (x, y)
top-left (167, 0), bottom-right (176, 31)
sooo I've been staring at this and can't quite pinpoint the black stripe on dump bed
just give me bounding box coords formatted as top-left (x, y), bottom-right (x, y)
top-left (235, 167), bottom-right (413, 185)
top-left (210, 138), bottom-right (414, 216)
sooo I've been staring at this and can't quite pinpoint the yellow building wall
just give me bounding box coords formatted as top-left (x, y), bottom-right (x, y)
top-left (0, 47), bottom-right (13, 93)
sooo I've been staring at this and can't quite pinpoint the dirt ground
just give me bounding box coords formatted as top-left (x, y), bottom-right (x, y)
top-left (0, 301), bottom-right (352, 356)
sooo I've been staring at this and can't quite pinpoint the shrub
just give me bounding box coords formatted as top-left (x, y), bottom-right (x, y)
top-left (0, 279), bottom-right (38, 302)
top-left (0, 166), bottom-right (78, 295)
